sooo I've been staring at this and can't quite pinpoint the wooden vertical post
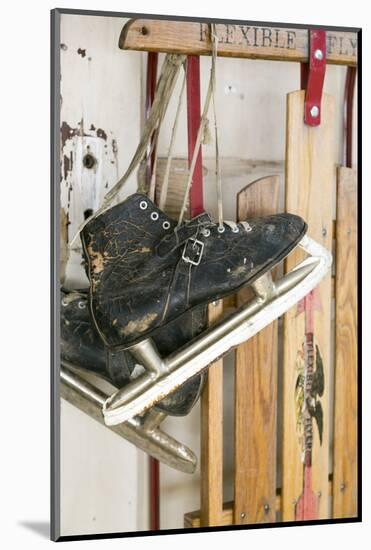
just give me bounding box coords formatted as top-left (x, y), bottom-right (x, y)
top-left (282, 90), bottom-right (335, 521)
top-left (200, 301), bottom-right (224, 527)
top-left (234, 176), bottom-right (279, 525)
top-left (332, 167), bottom-right (358, 518)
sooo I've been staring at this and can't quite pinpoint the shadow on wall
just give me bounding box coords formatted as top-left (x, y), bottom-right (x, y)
top-left (18, 521), bottom-right (50, 539)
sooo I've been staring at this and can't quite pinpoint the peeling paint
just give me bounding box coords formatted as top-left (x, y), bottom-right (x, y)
top-left (60, 207), bottom-right (69, 283)
top-left (63, 153), bottom-right (73, 180)
top-left (121, 313), bottom-right (158, 337)
top-left (96, 128), bottom-right (107, 141)
top-left (60, 120), bottom-right (119, 233)
top-left (61, 121), bottom-right (78, 148)
top-left (61, 120), bottom-right (110, 147)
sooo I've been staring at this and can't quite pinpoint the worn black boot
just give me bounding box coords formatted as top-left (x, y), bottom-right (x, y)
top-left (80, 192), bottom-right (307, 351)
top-left (60, 288), bottom-right (206, 416)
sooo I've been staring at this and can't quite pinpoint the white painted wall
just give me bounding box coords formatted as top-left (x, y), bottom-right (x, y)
top-left (59, 13), bottom-right (356, 536)
top-left (59, 14), bottom-right (149, 536)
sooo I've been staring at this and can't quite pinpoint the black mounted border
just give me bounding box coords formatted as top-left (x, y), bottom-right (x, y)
top-left (51, 7), bottom-right (362, 542)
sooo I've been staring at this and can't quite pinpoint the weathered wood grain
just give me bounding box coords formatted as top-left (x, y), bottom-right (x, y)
top-left (137, 156), bottom-right (284, 221)
top-left (282, 90), bottom-right (335, 521)
top-left (184, 480), bottom-right (333, 527)
top-left (120, 20), bottom-right (357, 66)
top-left (200, 300), bottom-right (224, 526)
top-left (233, 176), bottom-right (279, 525)
top-left (332, 167), bottom-right (358, 518)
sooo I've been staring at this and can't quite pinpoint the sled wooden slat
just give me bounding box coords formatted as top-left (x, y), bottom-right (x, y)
top-left (234, 176), bottom-right (279, 525)
top-left (120, 20), bottom-right (358, 67)
top-left (184, 480), bottom-right (333, 527)
top-left (200, 300), bottom-right (224, 526)
top-left (282, 90), bottom-right (335, 521)
top-left (332, 167), bottom-right (358, 518)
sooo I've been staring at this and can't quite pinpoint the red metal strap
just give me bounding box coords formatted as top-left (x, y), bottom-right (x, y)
top-left (303, 30), bottom-right (326, 127)
top-left (343, 66), bottom-right (356, 168)
top-left (145, 52), bottom-right (159, 190)
top-left (145, 52), bottom-right (161, 532)
top-left (186, 56), bottom-right (204, 217)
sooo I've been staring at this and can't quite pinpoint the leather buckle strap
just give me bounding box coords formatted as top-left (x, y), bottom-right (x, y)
top-left (182, 238), bottom-right (204, 266)
top-left (156, 212), bottom-right (212, 258)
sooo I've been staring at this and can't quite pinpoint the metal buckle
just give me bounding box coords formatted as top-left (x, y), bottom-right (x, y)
top-left (182, 238), bottom-right (204, 266)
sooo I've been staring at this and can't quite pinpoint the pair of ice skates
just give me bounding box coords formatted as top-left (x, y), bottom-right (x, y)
top-left (61, 191), bottom-right (331, 473)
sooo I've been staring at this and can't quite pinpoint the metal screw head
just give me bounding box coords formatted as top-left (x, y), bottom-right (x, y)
top-left (322, 227), bottom-right (327, 237)
top-left (310, 105), bottom-right (320, 118)
top-left (340, 483), bottom-right (346, 492)
top-left (264, 504), bottom-right (270, 513)
top-left (240, 512), bottom-right (246, 519)
top-left (314, 49), bottom-right (323, 60)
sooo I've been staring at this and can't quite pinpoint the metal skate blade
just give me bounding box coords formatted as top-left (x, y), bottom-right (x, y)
top-left (103, 235), bottom-right (332, 426)
top-left (61, 364), bottom-right (197, 474)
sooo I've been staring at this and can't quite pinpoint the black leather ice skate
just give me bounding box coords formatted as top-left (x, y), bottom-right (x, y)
top-left (77, 192), bottom-right (329, 427)
top-left (80, 192), bottom-right (307, 351)
top-left (60, 288), bottom-right (206, 417)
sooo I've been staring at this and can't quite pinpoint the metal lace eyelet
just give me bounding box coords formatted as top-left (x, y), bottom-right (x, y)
top-left (78, 301), bottom-right (86, 309)
top-left (202, 228), bottom-right (211, 237)
top-left (162, 221), bottom-right (170, 230)
top-left (232, 226), bottom-right (239, 233)
top-left (139, 200), bottom-right (148, 210)
top-left (217, 226), bottom-right (225, 233)
top-left (150, 212), bottom-right (159, 221)
top-left (61, 298), bottom-right (68, 307)
top-left (241, 221), bottom-right (253, 233)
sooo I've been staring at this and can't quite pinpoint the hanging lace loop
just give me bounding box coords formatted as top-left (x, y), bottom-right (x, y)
top-left (210, 24), bottom-right (224, 230)
top-left (70, 28), bottom-right (225, 248)
top-left (177, 25), bottom-right (224, 228)
top-left (69, 53), bottom-right (186, 248)
top-left (158, 65), bottom-right (187, 210)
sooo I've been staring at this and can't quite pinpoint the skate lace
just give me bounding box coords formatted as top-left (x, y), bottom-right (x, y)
top-left (69, 54), bottom-right (187, 247)
top-left (177, 25), bottom-right (225, 230)
top-left (69, 26), bottom-right (242, 248)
